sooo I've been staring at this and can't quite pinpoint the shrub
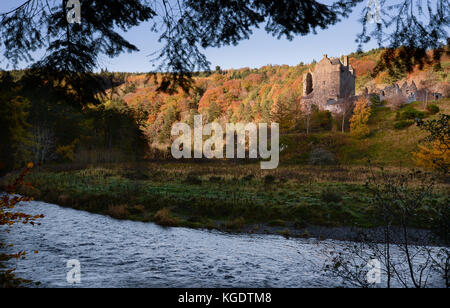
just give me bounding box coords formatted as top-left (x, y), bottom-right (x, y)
top-left (56, 139), bottom-right (78, 162)
top-left (209, 176), bottom-right (223, 183)
top-left (426, 104), bottom-right (440, 115)
top-left (108, 205), bottom-right (129, 219)
top-left (154, 208), bottom-right (178, 227)
top-left (294, 219), bottom-right (307, 229)
top-left (123, 82), bottom-right (136, 94)
top-left (277, 229), bottom-right (290, 238)
top-left (185, 173), bottom-right (202, 185)
top-left (396, 106), bottom-right (426, 120)
top-left (321, 187), bottom-right (343, 203)
top-left (264, 174), bottom-right (276, 185)
top-left (299, 229), bottom-right (311, 238)
top-left (369, 95), bottom-right (383, 107)
top-left (311, 110), bottom-right (333, 131)
top-left (16, 184), bottom-right (42, 199)
top-left (308, 147), bottom-right (338, 166)
top-left (130, 204), bottom-right (145, 214)
top-left (74, 148), bottom-right (127, 164)
top-left (268, 219), bottom-right (286, 227)
top-left (432, 204), bottom-right (449, 243)
top-left (386, 94), bottom-right (406, 110)
top-left (394, 120), bottom-right (414, 130)
top-left (225, 217), bottom-right (245, 230)
top-left (57, 194), bottom-right (71, 206)
top-left (241, 174), bottom-right (254, 182)
top-left (123, 169), bottom-right (150, 180)
top-left (433, 62), bottom-right (443, 72)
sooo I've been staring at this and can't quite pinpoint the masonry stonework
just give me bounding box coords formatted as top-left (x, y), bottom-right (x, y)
top-left (302, 54), bottom-right (356, 113)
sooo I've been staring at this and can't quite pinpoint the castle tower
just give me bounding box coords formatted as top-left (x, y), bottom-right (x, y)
top-left (301, 54), bottom-right (356, 112)
top-left (342, 56), bottom-right (349, 67)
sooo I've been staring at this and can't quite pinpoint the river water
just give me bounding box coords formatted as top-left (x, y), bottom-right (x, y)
top-left (1, 201), bottom-right (447, 288)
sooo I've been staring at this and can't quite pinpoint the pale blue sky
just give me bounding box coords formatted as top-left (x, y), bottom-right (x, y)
top-left (0, 0), bottom-right (379, 72)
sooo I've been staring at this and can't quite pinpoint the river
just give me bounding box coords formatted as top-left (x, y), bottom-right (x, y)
top-left (1, 200), bottom-right (447, 288)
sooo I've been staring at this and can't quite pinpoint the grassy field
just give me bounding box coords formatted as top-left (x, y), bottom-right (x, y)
top-left (279, 99), bottom-right (450, 166)
top-left (350, 99), bottom-right (450, 165)
top-left (3, 161), bottom-right (447, 238)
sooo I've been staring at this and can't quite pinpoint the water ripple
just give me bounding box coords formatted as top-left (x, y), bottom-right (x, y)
top-left (1, 201), bottom-right (445, 288)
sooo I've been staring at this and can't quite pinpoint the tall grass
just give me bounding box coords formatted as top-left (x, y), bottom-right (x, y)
top-left (1, 162), bottom-right (446, 231)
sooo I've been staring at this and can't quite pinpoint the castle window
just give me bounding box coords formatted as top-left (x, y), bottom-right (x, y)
top-left (305, 73), bottom-right (313, 95)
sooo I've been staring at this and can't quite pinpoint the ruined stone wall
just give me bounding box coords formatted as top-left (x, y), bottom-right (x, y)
top-left (377, 81), bottom-right (426, 103)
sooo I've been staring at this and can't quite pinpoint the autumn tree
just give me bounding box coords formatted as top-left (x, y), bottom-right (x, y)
top-left (415, 114), bottom-right (450, 174)
top-left (339, 97), bottom-right (354, 133)
top-left (270, 91), bottom-right (297, 131)
top-left (260, 99), bottom-right (272, 123)
top-left (207, 99), bottom-right (222, 122)
top-left (350, 97), bottom-right (371, 138)
top-left (242, 102), bottom-right (254, 123)
top-left (158, 104), bottom-right (179, 143)
top-left (0, 73), bottom-right (31, 173)
top-left (0, 164), bottom-right (43, 288)
top-left (325, 167), bottom-right (448, 288)
top-left (414, 141), bottom-right (450, 174)
top-left (303, 100), bottom-right (314, 135)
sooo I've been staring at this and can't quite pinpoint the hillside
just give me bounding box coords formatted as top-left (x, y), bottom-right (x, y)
top-left (281, 99), bottom-right (450, 166)
top-left (2, 48), bottom-right (448, 173)
top-left (104, 48), bottom-right (449, 166)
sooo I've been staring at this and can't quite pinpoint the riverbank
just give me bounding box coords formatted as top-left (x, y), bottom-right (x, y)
top-left (1, 162), bottom-right (448, 244)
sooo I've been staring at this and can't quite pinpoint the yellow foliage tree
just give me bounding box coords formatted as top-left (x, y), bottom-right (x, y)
top-left (350, 97), bottom-right (371, 138)
top-left (413, 140), bottom-right (450, 172)
top-left (56, 139), bottom-right (79, 162)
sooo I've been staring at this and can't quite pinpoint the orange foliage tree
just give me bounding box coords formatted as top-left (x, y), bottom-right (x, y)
top-left (0, 163), bottom-right (44, 288)
top-left (415, 114), bottom-right (450, 173)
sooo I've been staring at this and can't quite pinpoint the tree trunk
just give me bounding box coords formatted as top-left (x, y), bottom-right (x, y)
top-left (384, 216), bottom-right (391, 288)
top-left (306, 115), bottom-right (310, 135)
top-left (402, 216), bottom-right (419, 288)
top-left (305, 105), bottom-right (310, 135)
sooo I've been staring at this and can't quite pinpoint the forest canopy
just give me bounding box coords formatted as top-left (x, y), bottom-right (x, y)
top-left (0, 0), bottom-right (448, 97)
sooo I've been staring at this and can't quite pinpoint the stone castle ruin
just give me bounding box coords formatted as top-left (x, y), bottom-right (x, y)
top-left (373, 81), bottom-right (442, 104)
top-left (301, 54), bottom-right (443, 114)
top-left (302, 54), bottom-right (356, 114)
top-left (366, 81), bottom-right (418, 103)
